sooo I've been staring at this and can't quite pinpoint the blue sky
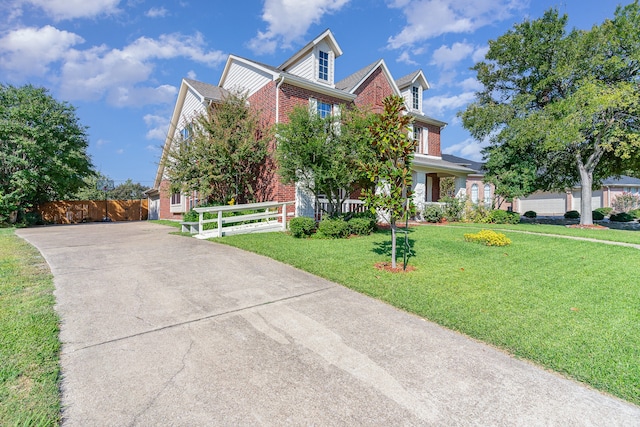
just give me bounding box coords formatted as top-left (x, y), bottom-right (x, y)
top-left (0, 0), bottom-right (624, 187)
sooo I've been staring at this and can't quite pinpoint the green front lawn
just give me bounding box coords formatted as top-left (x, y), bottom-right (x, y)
top-left (215, 225), bottom-right (640, 406)
top-left (0, 228), bottom-right (61, 426)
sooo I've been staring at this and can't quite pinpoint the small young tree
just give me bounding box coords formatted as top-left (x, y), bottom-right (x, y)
top-left (164, 92), bottom-right (270, 205)
top-left (362, 95), bottom-right (415, 269)
top-left (277, 104), bottom-right (374, 215)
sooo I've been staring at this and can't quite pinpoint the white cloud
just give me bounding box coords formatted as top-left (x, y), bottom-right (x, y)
top-left (422, 91), bottom-right (475, 116)
top-left (96, 139), bottom-right (109, 147)
top-left (472, 45), bottom-right (489, 63)
top-left (0, 25), bottom-right (84, 77)
top-left (146, 7), bottom-right (168, 18)
top-left (144, 114), bottom-right (169, 140)
top-left (431, 42), bottom-right (474, 69)
top-left (459, 77), bottom-right (482, 92)
top-left (249, 0), bottom-right (352, 54)
top-left (444, 137), bottom-right (488, 161)
top-left (23, 0), bottom-right (121, 21)
top-left (387, 0), bottom-right (527, 49)
top-left (186, 70), bottom-right (197, 80)
top-left (396, 51), bottom-right (418, 66)
top-left (56, 32), bottom-right (224, 106)
top-left (116, 148), bottom-right (124, 154)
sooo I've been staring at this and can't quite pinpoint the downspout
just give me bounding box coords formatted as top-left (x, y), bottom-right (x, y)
top-left (275, 75), bottom-right (285, 124)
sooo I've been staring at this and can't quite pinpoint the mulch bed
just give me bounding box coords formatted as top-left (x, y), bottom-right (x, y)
top-left (374, 261), bottom-right (416, 273)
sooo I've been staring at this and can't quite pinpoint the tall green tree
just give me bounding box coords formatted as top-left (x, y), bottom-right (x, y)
top-left (460, 2), bottom-right (640, 225)
top-left (362, 95), bottom-right (415, 269)
top-left (0, 84), bottom-right (94, 222)
top-left (72, 171), bottom-right (111, 200)
top-left (110, 179), bottom-right (149, 200)
top-left (276, 104), bottom-right (375, 216)
top-left (165, 92), bottom-right (270, 205)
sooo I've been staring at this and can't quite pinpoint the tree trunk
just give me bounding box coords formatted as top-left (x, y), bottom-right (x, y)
top-left (578, 163), bottom-right (593, 226)
top-left (390, 219), bottom-right (397, 269)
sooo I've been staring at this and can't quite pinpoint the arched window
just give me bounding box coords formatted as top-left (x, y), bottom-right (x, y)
top-left (484, 184), bottom-right (491, 206)
top-left (471, 184), bottom-right (478, 203)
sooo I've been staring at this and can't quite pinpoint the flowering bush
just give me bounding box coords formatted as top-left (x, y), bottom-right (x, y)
top-left (612, 192), bottom-right (640, 213)
top-left (464, 229), bottom-right (511, 246)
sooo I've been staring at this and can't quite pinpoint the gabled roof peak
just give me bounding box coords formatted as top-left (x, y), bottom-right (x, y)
top-left (396, 70), bottom-right (430, 90)
top-left (278, 29), bottom-right (342, 70)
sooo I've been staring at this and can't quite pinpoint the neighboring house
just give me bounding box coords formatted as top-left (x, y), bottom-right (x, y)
top-left (148, 29), bottom-right (473, 220)
top-left (515, 176), bottom-right (640, 216)
top-left (440, 153), bottom-right (640, 216)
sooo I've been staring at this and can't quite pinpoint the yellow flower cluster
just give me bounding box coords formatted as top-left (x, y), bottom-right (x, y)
top-left (464, 229), bottom-right (511, 247)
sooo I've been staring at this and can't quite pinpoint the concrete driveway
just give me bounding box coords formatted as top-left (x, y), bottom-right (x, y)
top-left (17, 222), bottom-right (640, 426)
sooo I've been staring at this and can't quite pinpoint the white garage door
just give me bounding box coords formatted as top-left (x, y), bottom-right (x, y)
top-left (519, 192), bottom-right (566, 216)
top-left (572, 190), bottom-right (603, 212)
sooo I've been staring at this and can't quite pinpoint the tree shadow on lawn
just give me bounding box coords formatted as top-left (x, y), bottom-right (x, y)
top-left (372, 227), bottom-right (417, 265)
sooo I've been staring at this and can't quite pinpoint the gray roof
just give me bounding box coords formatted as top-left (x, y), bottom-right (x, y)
top-left (335, 60), bottom-right (380, 92)
top-left (442, 154), bottom-right (485, 174)
top-left (184, 78), bottom-right (229, 101)
top-left (601, 176), bottom-right (640, 186)
top-left (395, 71), bottom-right (420, 89)
top-left (413, 155), bottom-right (476, 174)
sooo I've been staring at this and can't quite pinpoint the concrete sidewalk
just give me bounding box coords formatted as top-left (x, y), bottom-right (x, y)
top-left (17, 222), bottom-right (640, 426)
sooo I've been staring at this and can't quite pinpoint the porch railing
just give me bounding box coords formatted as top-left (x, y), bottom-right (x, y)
top-left (190, 200), bottom-right (295, 239)
top-left (315, 198), bottom-right (366, 220)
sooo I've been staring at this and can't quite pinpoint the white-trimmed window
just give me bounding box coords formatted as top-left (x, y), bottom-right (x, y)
top-left (317, 101), bottom-right (332, 118)
top-left (413, 126), bottom-right (422, 153)
top-left (471, 184), bottom-right (479, 203)
top-left (171, 193), bottom-right (181, 205)
top-left (318, 50), bottom-right (329, 81)
top-left (484, 184), bottom-right (491, 206)
top-left (412, 86), bottom-right (420, 110)
top-left (180, 124), bottom-right (192, 141)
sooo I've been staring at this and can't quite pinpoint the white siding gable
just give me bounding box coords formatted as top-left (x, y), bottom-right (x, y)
top-left (284, 40), bottom-right (335, 86)
top-left (221, 59), bottom-right (273, 97)
top-left (177, 87), bottom-right (206, 133)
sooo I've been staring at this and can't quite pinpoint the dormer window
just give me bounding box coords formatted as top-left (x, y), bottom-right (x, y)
top-left (318, 50), bottom-right (329, 81)
top-left (412, 86), bottom-right (420, 110)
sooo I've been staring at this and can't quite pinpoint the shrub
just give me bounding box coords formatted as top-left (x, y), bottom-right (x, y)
top-left (523, 210), bottom-right (537, 218)
top-left (609, 212), bottom-right (635, 222)
top-left (464, 202), bottom-right (490, 223)
top-left (629, 208), bottom-right (640, 219)
top-left (423, 205), bottom-right (443, 223)
top-left (612, 192), bottom-right (640, 213)
top-left (317, 218), bottom-right (350, 238)
top-left (481, 209), bottom-right (520, 224)
top-left (289, 216), bottom-right (316, 238)
top-left (440, 195), bottom-right (465, 221)
top-left (564, 210), bottom-right (580, 219)
top-left (464, 229), bottom-right (511, 247)
top-left (595, 207), bottom-right (613, 216)
top-left (348, 217), bottom-right (374, 236)
top-left (592, 210), bottom-right (605, 221)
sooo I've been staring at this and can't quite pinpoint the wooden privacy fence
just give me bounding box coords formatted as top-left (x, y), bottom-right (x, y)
top-left (37, 200), bottom-right (149, 224)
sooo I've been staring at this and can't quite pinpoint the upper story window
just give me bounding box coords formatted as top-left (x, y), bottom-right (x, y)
top-left (318, 50), bottom-right (329, 81)
top-left (412, 86), bottom-right (420, 110)
top-left (413, 126), bottom-right (422, 153)
top-left (180, 124), bottom-right (192, 141)
top-left (317, 101), bottom-right (332, 118)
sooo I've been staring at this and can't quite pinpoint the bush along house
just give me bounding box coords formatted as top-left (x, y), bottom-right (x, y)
top-left (146, 29), bottom-right (473, 220)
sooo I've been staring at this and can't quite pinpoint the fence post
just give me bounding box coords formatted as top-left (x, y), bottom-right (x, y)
top-left (217, 210), bottom-right (223, 237)
top-left (199, 211), bottom-right (204, 237)
top-left (282, 202), bottom-right (287, 231)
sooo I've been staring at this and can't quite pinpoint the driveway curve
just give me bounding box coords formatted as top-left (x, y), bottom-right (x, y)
top-left (17, 222), bottom-right (640, 426)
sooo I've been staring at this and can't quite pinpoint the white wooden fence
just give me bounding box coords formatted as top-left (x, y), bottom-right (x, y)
top-left (185, 201), bottom-right (295, 239)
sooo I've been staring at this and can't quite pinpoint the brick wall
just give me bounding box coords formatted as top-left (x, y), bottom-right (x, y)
top-left (353, 67), bottom-right (395, 114)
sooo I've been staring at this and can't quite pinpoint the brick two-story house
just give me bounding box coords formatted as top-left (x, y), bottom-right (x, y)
top-left (147, 29), bottom-right (473, 220)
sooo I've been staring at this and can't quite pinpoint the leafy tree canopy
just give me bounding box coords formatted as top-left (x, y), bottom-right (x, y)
top-left (164, 92), bottom-right (270, 205)
top-left (276, 104), bottom-right (375, 216)
top-left (460, 2), bottom-right (640, 224)
top-left (0, 84), bottom-right (94, 222)
top-left (73, 174), bottom-right (149, 200)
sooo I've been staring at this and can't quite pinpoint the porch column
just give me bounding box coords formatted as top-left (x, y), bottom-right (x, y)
top-left (454, 176), bottom-right (467, 198)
